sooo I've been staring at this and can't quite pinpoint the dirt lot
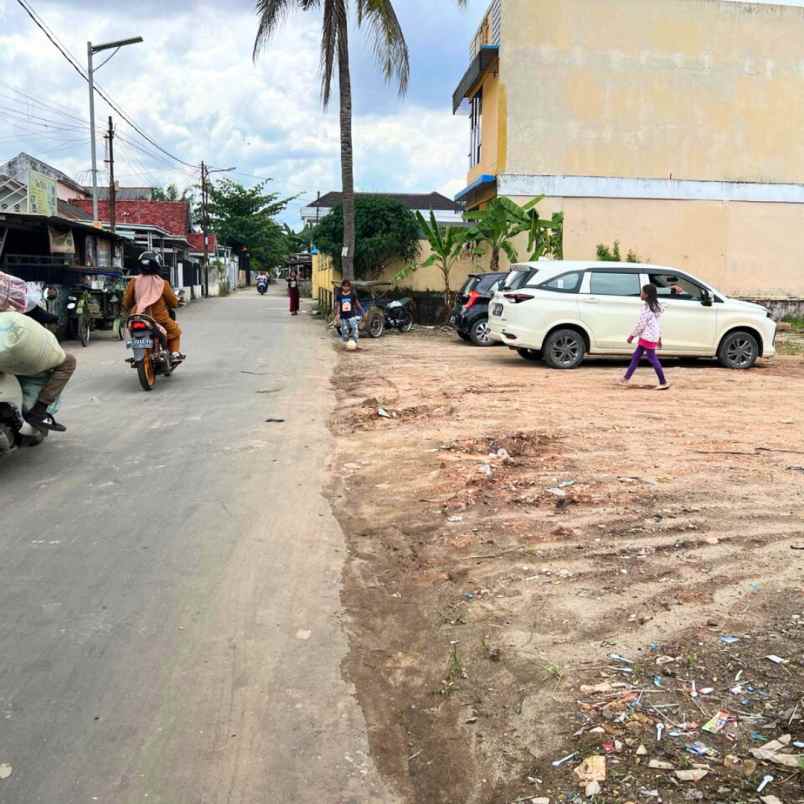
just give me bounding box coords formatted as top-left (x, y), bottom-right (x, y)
top-left (328, 327), bottom-right (804, 804)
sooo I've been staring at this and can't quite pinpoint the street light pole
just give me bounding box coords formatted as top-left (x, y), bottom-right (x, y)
top-left (87, 35), bottom-right (143, 223)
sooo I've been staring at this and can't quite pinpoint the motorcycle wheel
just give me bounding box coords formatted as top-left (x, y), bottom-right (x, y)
top-left (367, 311), bottom-right (385, 339)
top-left (136, 351), bottom-right (157, 391)
top-left (399, 311), bottom-right (414, 333)
top-left (80, 316), bottom-right (91, 347)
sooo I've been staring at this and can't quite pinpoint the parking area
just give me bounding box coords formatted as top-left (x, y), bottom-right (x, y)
top-left (329, 329), bottom-right (804, 803)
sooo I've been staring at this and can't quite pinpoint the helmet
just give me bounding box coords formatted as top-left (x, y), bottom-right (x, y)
top-left (138, 251), bottom-right (163, 275)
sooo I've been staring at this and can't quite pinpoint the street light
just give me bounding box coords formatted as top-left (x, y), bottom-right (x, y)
top-left (87, 36), bottom-right (143, 222)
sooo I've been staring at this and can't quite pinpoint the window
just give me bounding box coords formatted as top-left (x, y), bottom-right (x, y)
top-left (504, 268), bottom-right (538, 289)
top-left (589, 271), bottom-right (641, 296)
top-left (537, 271), bottom-right (582, 293)
top-left (469, 90), bottom-right (483, 167)
top-left (648, 272), bottom-right (705, 301)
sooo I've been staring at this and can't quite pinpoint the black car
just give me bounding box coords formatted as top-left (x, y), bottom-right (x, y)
top-left (450, 272), bottom-right (507, 346)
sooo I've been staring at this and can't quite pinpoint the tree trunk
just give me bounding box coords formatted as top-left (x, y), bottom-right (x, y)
top-left (337, 7), bottom-right (356, 281)
top-left (490, 245), bottom-right (500, 272)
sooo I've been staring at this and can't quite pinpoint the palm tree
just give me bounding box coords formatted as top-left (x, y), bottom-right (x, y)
top-left (254, 0), bottom-right (465, 281)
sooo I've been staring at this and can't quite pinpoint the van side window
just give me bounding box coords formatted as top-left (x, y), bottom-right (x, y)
top-left (589, 272), bottom-right (641, 296)
top-left (536, 271), bottom-right (582, 293)
top-left (648, 273), bottom-right (704, 301)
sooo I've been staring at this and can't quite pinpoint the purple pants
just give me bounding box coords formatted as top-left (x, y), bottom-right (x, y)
top-left (625, 345), bottom-right (666, 384)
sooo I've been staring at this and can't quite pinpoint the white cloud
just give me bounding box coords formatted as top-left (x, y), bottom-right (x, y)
top-left (0, 0), bottom-right (478, 226)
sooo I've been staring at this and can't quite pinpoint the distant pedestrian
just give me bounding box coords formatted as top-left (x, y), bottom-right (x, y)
top-left (334, 279), bottom-right (365, 348)
top-left (619, 283), bottom-right (670, 390)
top-left (287, 269), bottom-right (300, 316)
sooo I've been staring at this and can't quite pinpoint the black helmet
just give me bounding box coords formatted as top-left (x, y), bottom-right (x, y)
top-left (138, 251), bottom-right (163, 275)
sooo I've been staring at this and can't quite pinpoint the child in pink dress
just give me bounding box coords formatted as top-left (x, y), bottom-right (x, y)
top-left (620, 284), bottom-right (670, 390)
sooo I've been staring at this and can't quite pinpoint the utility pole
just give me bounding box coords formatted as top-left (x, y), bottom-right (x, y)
top-left (201, 160), bottom-right (209, 298)
top-left (87, 35), bottom-right (143, 222)
top-left (106, 116), bottom-right (116, 233)
top-left (200, 163), bottom-right (236, 297)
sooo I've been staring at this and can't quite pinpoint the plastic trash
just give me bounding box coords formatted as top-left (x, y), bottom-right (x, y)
top-left (675, 769), bottom-right (708, 782)
top-left (702, 710), bottom-right (732, 735)
top-left (551, 751), bottom-right (578, 768)
top-left (757, 775), bottom-right (773, 793)
top-left (574, 755), bottom-right (606, 783)
top-left (720, 635), bottom-right (739, 644)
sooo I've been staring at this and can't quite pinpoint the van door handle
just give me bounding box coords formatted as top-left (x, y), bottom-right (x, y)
top-left (583, 297), bottom-right (600, 303)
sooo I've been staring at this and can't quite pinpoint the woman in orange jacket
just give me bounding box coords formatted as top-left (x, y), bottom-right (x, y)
top-left (122, 252), bottom-right (184, 358)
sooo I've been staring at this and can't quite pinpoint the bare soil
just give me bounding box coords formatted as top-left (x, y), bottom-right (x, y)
top-left (328, 328), bottom-right (804, 804)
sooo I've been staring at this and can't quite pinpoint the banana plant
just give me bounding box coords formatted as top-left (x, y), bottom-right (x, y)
top-left (464, 196), bottom-right (564, 270)
top-left (396, 211), bottom-right (480, 305)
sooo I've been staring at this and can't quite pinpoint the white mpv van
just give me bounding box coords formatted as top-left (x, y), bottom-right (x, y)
top-left (488, 261), bottom-right (776, 369)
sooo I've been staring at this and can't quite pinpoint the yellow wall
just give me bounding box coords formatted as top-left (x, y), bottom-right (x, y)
top-left (312, 242), bottom-right (486, 298)
top-left (467, 69), bottom-right (503, 186)
top-left (502, 0), bottom-right (804, 183)
top-left (505, 195), bottom-right (804, 297)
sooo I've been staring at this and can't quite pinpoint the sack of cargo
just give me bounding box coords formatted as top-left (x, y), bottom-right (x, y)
top-left (0, 312), bottom-right (66, 376)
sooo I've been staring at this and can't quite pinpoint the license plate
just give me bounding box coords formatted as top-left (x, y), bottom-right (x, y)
top-left (132, 336), bottom-right (153, 349)
top-left (492, 303), bottom-right (504, 316)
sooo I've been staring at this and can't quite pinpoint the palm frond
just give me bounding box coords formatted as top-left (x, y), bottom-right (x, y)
top-left (254, 0), bottom-right (305, 60)
top-left (355, 0), bottom-right (410, 94)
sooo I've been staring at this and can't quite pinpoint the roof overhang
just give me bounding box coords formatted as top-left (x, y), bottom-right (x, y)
top-left (452, 45), bottom-right (499, 114)
top-left (454, 174), bottom-right (497, 205)
top-left (0, 211), bottom-right (127, 242)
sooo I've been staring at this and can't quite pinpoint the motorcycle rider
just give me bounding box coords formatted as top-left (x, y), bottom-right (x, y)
top-left (0, 271), bottom-right (76, 432)
top-left (122, 252), bottom-right (185, 361)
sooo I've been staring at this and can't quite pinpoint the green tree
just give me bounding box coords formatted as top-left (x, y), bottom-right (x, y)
top-left (207, 178), bottom-right (292, 269)
top-left (254, 0), bottom-right (466, 281)
top-left (312, 196), bottom-right (420, 279)
top-left (395, 211), bottom-right (478, 304)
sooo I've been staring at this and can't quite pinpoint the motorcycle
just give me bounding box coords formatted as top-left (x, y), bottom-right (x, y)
top-left (380, 297), bottom-right (414, 333)
top-left (0, 372), bottom-right (46, 458)
top-left (256, 277), bottom-right (269, 295)
top-left (125, 314), bottom-right (182, 391)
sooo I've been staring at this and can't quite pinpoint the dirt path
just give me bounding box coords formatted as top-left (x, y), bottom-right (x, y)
top-left (329, 330), bottom-right (804, 804)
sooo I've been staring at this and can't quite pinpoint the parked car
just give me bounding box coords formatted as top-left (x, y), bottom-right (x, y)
top-left (451, 272), bottom-right (507, 346)
top-left (488, 261), bottom-right (776, 369)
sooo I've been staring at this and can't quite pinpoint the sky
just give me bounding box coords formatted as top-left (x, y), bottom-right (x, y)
top-left (0, 0), bottom-right (487, 227)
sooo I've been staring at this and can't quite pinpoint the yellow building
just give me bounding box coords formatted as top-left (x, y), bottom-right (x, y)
top-left (453, 0), bottom-right (804, 297)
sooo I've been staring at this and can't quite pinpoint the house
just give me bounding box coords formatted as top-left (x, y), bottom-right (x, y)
top-left (1, 152), bottom-right (89, 204)
top-left (300, 191), bottom-right (464, 228)
top-left (68, 197), bottom-right (203, 296)
top-left (452, 0), bottom-right (804, 298)
top-left (0, 172), bottom-right (125, 286)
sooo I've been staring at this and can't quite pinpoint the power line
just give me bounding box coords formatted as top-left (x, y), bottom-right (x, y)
top-left (14, 0), bottom-right (199, 170)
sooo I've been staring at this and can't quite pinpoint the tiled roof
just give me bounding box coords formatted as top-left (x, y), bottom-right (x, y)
top-left (57, 199), bottom-right (93, 221)
top-left (68, 199), bottom-right (190, 236)
top-left (187, 232), bottom-right (218, 253)
top-left (309, 191), bottom-right (462, 212)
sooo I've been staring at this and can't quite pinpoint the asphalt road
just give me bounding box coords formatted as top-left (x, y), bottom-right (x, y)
top-left (0, 289), bottom-right (394, 804)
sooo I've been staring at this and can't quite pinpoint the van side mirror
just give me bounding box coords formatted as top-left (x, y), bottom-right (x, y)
top-left (701, 290), bottom-right (713, 307)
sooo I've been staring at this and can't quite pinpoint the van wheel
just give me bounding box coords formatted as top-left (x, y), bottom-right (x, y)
top-left (543, 329), bottom-right (586, 369)
top-left (469, 318), bottom-right (492, 346)
top-left (517, 348), bottom-right (541, 362)
top-left (718, 330), bottom-right (759, 369)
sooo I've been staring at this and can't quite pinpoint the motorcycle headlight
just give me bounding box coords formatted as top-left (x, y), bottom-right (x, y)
top-left (66, 303), bottom-right (76, 310)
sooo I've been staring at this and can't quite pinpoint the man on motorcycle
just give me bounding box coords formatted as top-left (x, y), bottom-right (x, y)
top-left (0, 271), bottom-right (76, 432)
top-left (122, 252), bottom-right (184, 361)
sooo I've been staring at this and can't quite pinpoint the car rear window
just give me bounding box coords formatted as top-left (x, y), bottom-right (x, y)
top-left (589, 271), bottom-right (641, 296)
top-left (459, 277), bottom-right (479, 295)
top-left (475, 273), bottom-right (505, 293)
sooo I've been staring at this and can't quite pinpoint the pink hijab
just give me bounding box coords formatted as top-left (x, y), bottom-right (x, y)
top-left (0, 271), bottom-right (28, 313)
top-left (132, 275), bottom-right (165, 315)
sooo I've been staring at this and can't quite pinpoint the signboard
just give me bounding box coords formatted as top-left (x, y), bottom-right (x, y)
top-left (48, 225), bottom-right (76, 255)
top-left (27, 169), bottom-right (58, 217)
top-left (97, 237), bottom-right (111, 268)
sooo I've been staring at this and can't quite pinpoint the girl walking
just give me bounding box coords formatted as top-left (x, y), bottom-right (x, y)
top-left (620, 283), bottom-right (670, 390)
top-left (287, 269), bottom-right (300, 316)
